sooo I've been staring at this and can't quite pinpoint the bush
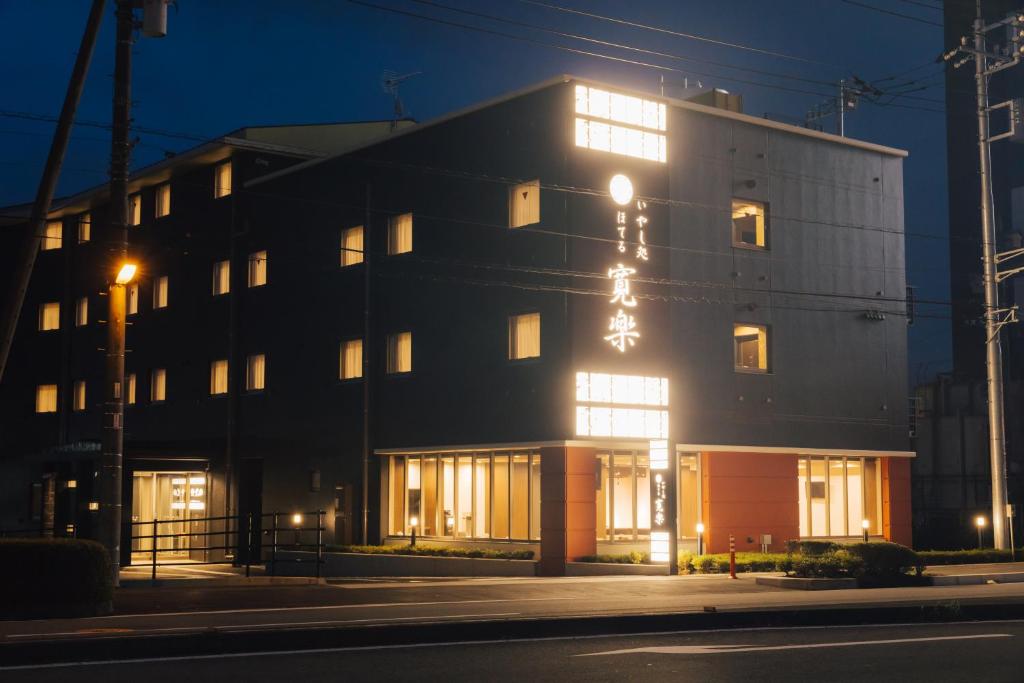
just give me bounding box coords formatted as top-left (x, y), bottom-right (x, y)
top-left (918, 548), bottom-right (1017, 565)
top-left (785, 540), bottom-right (840, 556)
top-left (682, 552), bottom-right (792, 574)
top-left (576, 551), bottom-right (650, 564)
top-left (846, 542), bottom-right (923, 577)
top-left (790, 550), bottom-right (864, 579)
top-left (326, 544), bottom-right (534, 560)
top-left (0, 538), bottom-right (113, 617)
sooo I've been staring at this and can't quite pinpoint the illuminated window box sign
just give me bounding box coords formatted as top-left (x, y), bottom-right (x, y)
top-left (575, 371), bottom-right (670, 440)
top-left (574, 85), bottom-right (667, 163)
top-left (576, 372), bottom-right (668, 407)
top-left (576, 406), bottom-right (669, 439)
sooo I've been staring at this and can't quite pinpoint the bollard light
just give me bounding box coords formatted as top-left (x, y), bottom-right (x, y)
top-left (292, 512), bottom-right (303, 526)
top-left (410, 515), bottom-right (419, 546)
top-left (861, 518), bottom-right (870, 543)
top-left (696, 522), bottom-right (705, 556)
top-left (976, 515), bottom-right (987, 549)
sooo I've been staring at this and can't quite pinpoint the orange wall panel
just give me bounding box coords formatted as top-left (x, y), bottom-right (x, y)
top-left (539, 446), bottom-right (596, 575)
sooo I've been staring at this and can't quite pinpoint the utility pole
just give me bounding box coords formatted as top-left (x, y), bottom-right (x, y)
top-left (944, 3), bottom-right (1024, 551)
top-left (0, 0), bottom-right (106, 385)
top-left (97, 0), bottom-right (168, 585)
top-left (361, 184), bottom-right (372, 544)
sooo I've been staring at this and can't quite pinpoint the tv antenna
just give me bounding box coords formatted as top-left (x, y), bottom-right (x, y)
top-left (382, 70), bottom-right (421, 130)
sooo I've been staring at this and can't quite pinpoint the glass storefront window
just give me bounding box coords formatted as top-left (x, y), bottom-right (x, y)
top-left (635, 454), bottom-right (651, 537)
top-left (474, 456), bottom-right (491, 537)
top-left (612, 453), bottom-right (634, 541)
top-left (799, 455), bottom-right (884, 538)
top-left (596, 454), bottom-right (610, 541)
top-left (389, 457), bottom-right (405, 536)
top-left (456, 456), bottom-right (473, 538)
top-left (511, 454), bottom-right (530, 540)
top-left (407, 458), bottom-right (421, 535)
top-left (678, 454), bottom-right (700, 539)
top-left (530, 454), bottom-right (542, 540)
top-left (492, 455), bottom-right (510, 539)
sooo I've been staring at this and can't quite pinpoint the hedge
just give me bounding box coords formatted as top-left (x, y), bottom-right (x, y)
top-left (326, 544), bottom-right (534, 560)
top-left (576, 551), bottom-right (649, 564)
top-left (681, 552), bottom-right (793, 574)
top-left (0, 538), bottom-right (113, 618)
top-left (918, 548), bottom-right (1020, 565)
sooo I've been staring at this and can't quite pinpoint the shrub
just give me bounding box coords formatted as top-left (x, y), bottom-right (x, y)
top-left (687, 552), bottom-right (793, 574)
top-left (576, 552), bottom-right (650, 564)
top-left (0, 538), bottom-right (113, 617)
top-left (917, 548), bottom-right (1017, 565)
top-left (790, 550), bottom-right (864, 579)
top-left (325, 544), bottom-right (534, 560)
top-left (785, 540), bottom-right (840, 556)
top-left (846, 542), bottom-right (923, 577)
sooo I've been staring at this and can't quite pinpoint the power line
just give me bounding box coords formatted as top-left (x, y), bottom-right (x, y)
top-left (837, 0), bottom-right (944, 27)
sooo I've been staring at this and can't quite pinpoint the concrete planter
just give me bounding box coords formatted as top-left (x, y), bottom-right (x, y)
top-left (269, 550), bottom-right (537, 577)
top-left (566, 562), bottom-right (668, 576)
top-left (756, 576), bottom-right (858, 590)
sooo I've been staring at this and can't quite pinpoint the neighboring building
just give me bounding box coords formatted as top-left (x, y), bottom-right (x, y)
top-left (0, 76), bottom-right (912, 573)
top-left (913, 0), bottom-right (1024, 547)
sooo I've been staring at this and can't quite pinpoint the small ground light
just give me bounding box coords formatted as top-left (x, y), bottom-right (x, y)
top-left (976, 515), bottom-right (987, 548)
top-left (410, 516), bottom-right (419, 546)
top-left (862, 518), bottom-right (870, 543)
top-left (88, 501), bottom-right (99, 511)
top-left (696, 522), bottom-right (705, 556)
top-left (291, 513), bottom-right (303, 526)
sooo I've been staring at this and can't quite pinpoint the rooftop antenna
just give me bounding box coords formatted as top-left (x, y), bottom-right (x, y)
top-left (382, 70), bottom-right (421, 131)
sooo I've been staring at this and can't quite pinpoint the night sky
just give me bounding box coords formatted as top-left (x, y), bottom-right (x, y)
top-left (0, 0), bottom-right (951, 381)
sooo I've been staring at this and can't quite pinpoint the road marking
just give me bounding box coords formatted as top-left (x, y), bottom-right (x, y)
top-left (218, 612), bottom-right (520, 631)
top-left (577, 633), bottom-right (1013, 656)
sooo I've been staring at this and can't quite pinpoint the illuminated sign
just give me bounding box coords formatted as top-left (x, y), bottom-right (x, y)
top-left (603, 175), bottom-right (650, 353)
top-left (649, 439), bottom-right (671, 562)
top-left (574, 85), bottom-right (667, 163)
top-left (575, 371), bottom-right (669, 439)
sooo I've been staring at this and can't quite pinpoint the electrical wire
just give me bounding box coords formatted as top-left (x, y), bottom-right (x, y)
top-left (837, 0), bottom-right (944, 27)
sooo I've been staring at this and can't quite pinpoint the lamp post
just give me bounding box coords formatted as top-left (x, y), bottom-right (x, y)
top-left (97, 262), bottom-right (136, 585)
top-left (292, 512), bottom-right (303, 547)
top-left (410, 516), bottom-right (418, 547)
top-left (696, 522), bottom-right (705, 556)
top-left (861, 518), bottom-right (870, 543)
top-left (977, 515), bottom-right (987, 549)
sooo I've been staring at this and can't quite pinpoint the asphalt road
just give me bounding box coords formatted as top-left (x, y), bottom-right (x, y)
top-left (3, 620), bottom-right (1021, 682)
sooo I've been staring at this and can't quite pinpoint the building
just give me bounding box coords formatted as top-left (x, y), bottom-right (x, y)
top-left (0, 76), bottom-right (913, 573)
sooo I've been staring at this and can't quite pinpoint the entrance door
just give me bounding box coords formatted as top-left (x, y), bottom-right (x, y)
top-left (130, 471), bottom-right (208, 563)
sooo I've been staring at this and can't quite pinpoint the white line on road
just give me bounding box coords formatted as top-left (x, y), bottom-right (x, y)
top-left (577, 633), bottom-right (1013, 656)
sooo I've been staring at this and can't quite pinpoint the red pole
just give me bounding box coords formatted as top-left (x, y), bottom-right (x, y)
top-left (729, 534), bottom-right (737, 579)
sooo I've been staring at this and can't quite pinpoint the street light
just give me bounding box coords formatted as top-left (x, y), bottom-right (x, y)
top-left (977, 515), bottom-right (988, 549)
top-left (861, 518), bottom-right (870, 543)
top-left (115, 262), bottom-right (137, 284)
top-left (292, 512), bottom-right (303, 547)
top-left (410, 516), bottom-right (419, 547)
top-left (696, 522), bottom-right (705, 556)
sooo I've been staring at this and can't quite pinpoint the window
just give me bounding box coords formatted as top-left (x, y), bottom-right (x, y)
top-left (212, 260), bottom-right (230, 295)
top-left (127, 373), bottom-right (136, 405)
top-left (210, 359), bottom-right (228, 395)
top-left (341, 226), bottom-right (364, 266)
top-left (734, 323), bottom-right (768, 372)
top-left (214, 161), bottom-right (232, 198)
top-left (39, 302), bottom-right (60, 331)
top-left (248, 251), bottom-right (267, 287)
top-left (509, 180), bottom-right (540, 228)
top-left (340, 339), bottom-right (363, 379)
top-left (798, 456), bottom-right (883, 538)
top-left (509, 312), bottom-right (540, 360)
top-left (127, 283), bottom-right (139, 315)
top-left (75, 297), bottom-right (88, 327)
top-left (677, 454), bottom-right (701, 539)
top-left (73, 380), bottom-right (86, 412)
top-left (386, 331), bottom-right (412, 374)
top-left (155, 184), bottom-right (171, 218)
top-left (596, 451), bottom-right (652, 541)
top-left (78, 213), bottom-right (91, 243)
top-left (574, 84), bottom-right (667, 163)
top-left (388, 451), bottom-right (541, 540)
top-left (35, 384), bottom-right (57, 413)
top-left (732, 199), bottom-right (768, 249)
top-left (41, 221), bottom-right (61, 251)
top-left (153, 276), bottom-right (169, 309)
top-left (246, 354), bottom-right (265, 391)
top-left (151, 368), bottom-right (166, 402)
top-left (128, 194), bottom-right (141, 226)
top-left (575, 371), bottom-right (670, 440)
top-left (387, 213), bottom-right (413, 255)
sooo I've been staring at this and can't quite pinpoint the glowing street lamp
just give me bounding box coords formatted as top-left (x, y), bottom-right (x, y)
top-left (977, 515), bottom-right (988, 549)
top-left (115, 262), bottom-right (137, 284)
top-left (696, 522), bottom-right (705, 556)
top-left (292, 512), bottom-right (303, 546)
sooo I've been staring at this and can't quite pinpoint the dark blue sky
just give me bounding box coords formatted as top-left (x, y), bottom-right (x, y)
top-left (0, 0), bottom-right (951, 379)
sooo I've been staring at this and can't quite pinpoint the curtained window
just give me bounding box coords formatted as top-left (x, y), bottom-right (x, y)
top-left (341, 226), bottom-right (364, 266)
top-left (41, 221), bottom-right (61, 251)
top-left (248, 251), bottom-right (267, 287)
top-left (387, 332), bottom-right (412, 374)
top-left (214, 162), bottom-right (232, 198)
top-left (155, 184), bottom-right (171, 218)
top-left (212, 260), bottom-right (230, 295)
top-left (210, 360), bottom-right (228, 395)
top-left (340, 339), bottom-right (363, 379)
top-left (153, 276), bottom-right (169, 309)
top-left (75, 297), bottom-right (88, 327)
top-left (246, 354), bottom-right (265, 391)
top-left (508, 312), bottom-right (540, 360)
top-left (35, 385), bottom-right (57, 413)
top-left (387, 213), bottom-right (413, 255)
top-left (509, 180), bottom-right (540, 228)
top-left (38, 302), bottom-right (60, 331)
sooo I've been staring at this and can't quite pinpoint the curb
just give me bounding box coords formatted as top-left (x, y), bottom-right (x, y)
top-left (5, 600), bottom-right (1024, 667)
top-left (929, 572), bottom-right (1024, 586)
top-left (118, 577), bottom-right (325, 588)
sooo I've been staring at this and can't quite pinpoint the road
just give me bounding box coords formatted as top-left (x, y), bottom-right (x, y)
top-left (3, 620), bottom-right (1021, 682)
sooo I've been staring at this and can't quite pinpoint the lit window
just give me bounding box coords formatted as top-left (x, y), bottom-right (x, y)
top-left (73, 380), bottom-right (86, 412)
top-left (75, 297), bottom-right (88, 327)
top-left (340, 339), bottom-right (363, 379)
top-left (575, 371), bottom-right (669, 439)
top-left (387, 214), bottom-right (413, 255)
top-left (151, 368), bottom-right (166, 402)
top-left (387, 331), bottom-right (412, 374)
top-left (214, 161), bottom-right (232, 198)
top-left (732, 199), bottom-right (768, 249)
top-left (38, 302), bottom-right (60, 331)
top-left (799, 456), bottom-right (882, 538)
top-left (574, 84), bottom-right (667, 163)
top-left (153, 275), bottom-right (169, 309)
top-left (734, 323), bottom-right (769, 372)
top-left (35, 384), bottom-right (57, 413)
top-left (509, 180), bottom-right (540, 228)
top-left (246, 354), bottom-right (265, 391)
top-left (41, 221), bottom-right (61, 251)
top-left (212, 260), bottom-right (230, 295)
top-left (509, 312), bottom-right (540, 360)
top-left (248, 250), bottom-right (267, 287)
top-left (126, 373), bottom-right (136, 405)
top-left (78, 213), bottom-right (91, 243)
top-left (128, 194), bottom-right (141, 226)
top-left (342, 226), bottom-right (364, 266)
top-left (155, 184), bottom-right (171, 218)
top-left (210, 359), bottom-right (228, 395)
top-left (127, 283), bottom-right (139, 315)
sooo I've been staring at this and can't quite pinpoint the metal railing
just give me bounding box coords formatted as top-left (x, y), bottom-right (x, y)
top-left (128, 510), bottom-right (325, 583)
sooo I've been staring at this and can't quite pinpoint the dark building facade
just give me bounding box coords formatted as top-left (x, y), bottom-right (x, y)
top-left (0, 76), bottom-right (912, 570)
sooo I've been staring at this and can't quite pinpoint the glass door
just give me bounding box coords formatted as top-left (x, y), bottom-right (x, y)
top-left (131, 471), bottom-right (207, 562)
